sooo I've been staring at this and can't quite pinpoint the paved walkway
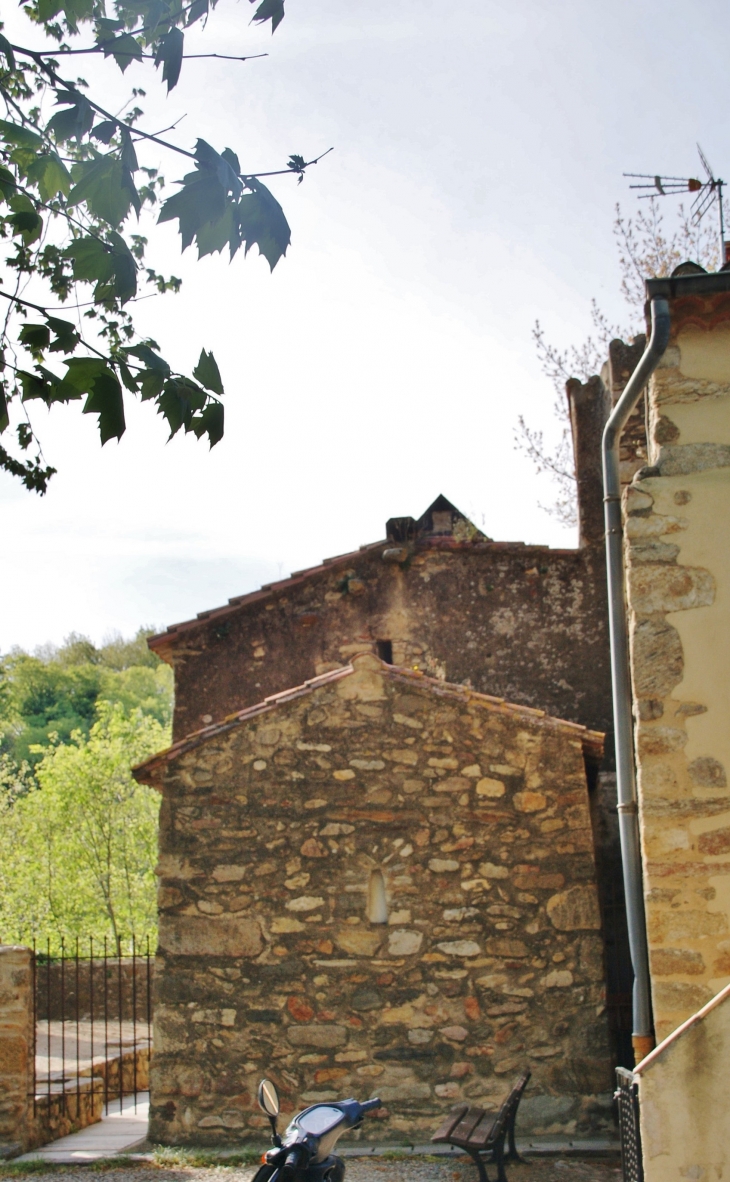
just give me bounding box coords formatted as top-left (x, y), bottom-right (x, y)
top-left (16, 1093), bottom-right (149, 1163)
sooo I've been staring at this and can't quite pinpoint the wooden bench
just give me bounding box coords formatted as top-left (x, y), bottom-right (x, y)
top-left (431, 1070), bottom-right (531, 1182)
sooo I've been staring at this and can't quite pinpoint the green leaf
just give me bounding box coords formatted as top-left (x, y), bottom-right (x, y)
top-left (26, 152), bottom-right (72, 201)
top-left (107, 231), bottom-right (138, 303)
top-left (68, 154), bottom-right (138, 226)
top-left (0, 120), bottom-right (43, 150)
top-left (194, 202), bottom-right (238, 259)
top-left (154, 27), bottom-right (184, 92)
top-left (46, 95), bottom-right (94, 143)
top-left (193, 349), bottom-right (223, 395)
top-left (46, 317), bottom-right (80, 354)
top-left (8, 195), bottom-right (43, 244)
top-left (62, 357), bottom-right (108, 391)
top-left (18, 368), bottom-right (81, 405)
top-left (99, 32), bottom-right (143, 72)
top-left (119, 128), bottom-right (139, 174)
top-left (82, 370), bottom-right (126, 444)
top-left (186, 0), bottom-right (209, 25)
top-left (221, 147), bottom-right (241, 175)
top-left (91, 120), bottom-right (117, 145)
top-left (237, 179), bottom-right (290, 269)
top-left (0, 166), bottom-right (16, 202)
top-left (157, 377), bottom-right (206, 437)
top-left (249, 0), bottom-right (285, 33)
top-left (19, 324), bottom-right (51, 353)
top-left (124, 343), bottom-right (170, 374)
top-left (0, 34), bottom-right (16, 71)
top-left (191, 400), bottom-right (224, 446)
top-left (0, 382), bottom-right (8, 434)
top-left (64, 236), bottom-right (115, 284)
top-left (158, 170), bottom-right (226, 250)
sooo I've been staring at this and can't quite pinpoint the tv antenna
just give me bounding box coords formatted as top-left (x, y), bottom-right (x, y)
top-left (624, 144), bottom-right (727, 264)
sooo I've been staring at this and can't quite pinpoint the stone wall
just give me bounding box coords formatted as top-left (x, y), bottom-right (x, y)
top-left (150, 516), bottom-right (612, 751)
top-left (624, 278), bottom-right (730, 1042)
top-left (135, 654), bottom-right (612, 1146)
top-left (0, 946), bottom-right (33, 1156)
top-left (634, 982), bottom-right (730, 1181)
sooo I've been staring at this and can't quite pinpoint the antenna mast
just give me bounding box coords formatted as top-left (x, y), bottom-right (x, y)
top-left (624, 144), bottom-right (727, 266)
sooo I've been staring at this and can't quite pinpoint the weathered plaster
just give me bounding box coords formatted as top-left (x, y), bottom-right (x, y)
top-left (635, 982), bottom-right (730, 1182)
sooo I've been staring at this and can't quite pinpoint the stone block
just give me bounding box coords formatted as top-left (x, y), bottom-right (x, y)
top-left (160, 916), bottom-right (263, 957)
top-left (546, 886), bottom-right (601, 931)
top-left (286, 1025), bottom-right (348, 1048)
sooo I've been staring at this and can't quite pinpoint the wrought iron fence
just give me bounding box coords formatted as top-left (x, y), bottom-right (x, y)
top-left (31, 936), bottom-right (153, 1123)
top-left (615, 1066), bottom-right (643, 1182)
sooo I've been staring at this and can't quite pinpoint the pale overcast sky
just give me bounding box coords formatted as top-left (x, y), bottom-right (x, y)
top-left (3, 0), bottom-right (729, 651)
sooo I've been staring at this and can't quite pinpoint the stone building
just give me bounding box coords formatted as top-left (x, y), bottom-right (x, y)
top-left (622, 269), bottom-right (730, 1044)
top-left (134, 655), bottom-right (612, 1143)
top-left (137, 352), bottom-right (652, 1144)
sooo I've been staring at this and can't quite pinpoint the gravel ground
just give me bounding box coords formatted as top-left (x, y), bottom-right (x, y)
top-left (0, 1159), bottom-right (622, 1182)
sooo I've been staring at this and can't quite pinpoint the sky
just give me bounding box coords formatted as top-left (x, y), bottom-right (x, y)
top-left (3, 0), bottom-right (730, 652)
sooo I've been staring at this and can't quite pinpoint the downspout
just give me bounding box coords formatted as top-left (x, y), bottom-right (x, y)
top-left (601, 296), bottom-right (671, 1064)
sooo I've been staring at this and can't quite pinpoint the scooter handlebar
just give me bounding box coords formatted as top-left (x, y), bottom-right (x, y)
top-left (359, 1099), bottom-right (382, 1113)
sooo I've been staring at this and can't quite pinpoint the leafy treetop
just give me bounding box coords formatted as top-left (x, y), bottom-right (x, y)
top-left (0, 0), bottom-right (328, 492)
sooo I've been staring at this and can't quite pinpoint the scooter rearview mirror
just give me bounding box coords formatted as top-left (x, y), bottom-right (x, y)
top-left (258, 1078), bottom-right (280, 1119)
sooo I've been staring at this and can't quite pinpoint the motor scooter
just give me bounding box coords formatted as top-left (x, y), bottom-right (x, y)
top-left (252, 1078), bottom-right (382, 1182)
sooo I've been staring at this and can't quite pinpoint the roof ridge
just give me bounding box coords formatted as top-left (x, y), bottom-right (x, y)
top-left (133, 658), bottom-right (604, 786)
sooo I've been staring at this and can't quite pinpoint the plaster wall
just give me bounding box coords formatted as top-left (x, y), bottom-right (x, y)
top-left (635, 983), bottom-right (730, 1182)
top-left (625, 298), bottom-right (730, 1042)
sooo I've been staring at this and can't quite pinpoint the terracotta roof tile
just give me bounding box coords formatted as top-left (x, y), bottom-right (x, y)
top-left (133, 659), bottom-right (604, 787)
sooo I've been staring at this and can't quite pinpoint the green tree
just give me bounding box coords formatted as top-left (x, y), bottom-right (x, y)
top-left (0, 627), bottom-right (172, 763)
top-left (0, 702), bottom-right (163, 949)
top-left (0, 0), bottom-right (328, 492)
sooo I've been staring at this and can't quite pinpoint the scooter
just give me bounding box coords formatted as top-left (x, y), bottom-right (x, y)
top-left (252, 1078), bottom-right (382, 1182)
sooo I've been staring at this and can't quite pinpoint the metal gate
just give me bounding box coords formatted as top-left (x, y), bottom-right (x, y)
top-left (615, 1066), bottom-right (643, 1182)
top-left (30, 936), bottom-right (153, 1132)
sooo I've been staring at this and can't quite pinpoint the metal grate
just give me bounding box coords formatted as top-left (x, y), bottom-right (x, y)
top-left (30, 935), bottom-right (153, 1120)
top-left (615, 1066), bottom-right (643, 1182)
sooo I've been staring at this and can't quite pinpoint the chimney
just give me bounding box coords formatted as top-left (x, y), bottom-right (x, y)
top-left (566, 374), bottom-right (611, 548)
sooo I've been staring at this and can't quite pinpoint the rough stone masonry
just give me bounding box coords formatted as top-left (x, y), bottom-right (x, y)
top-left (134, 654), bottom-right (612, 1146)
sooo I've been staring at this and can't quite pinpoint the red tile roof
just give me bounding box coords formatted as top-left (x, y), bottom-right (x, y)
top-left (147, 535), bottom-right (578, 663)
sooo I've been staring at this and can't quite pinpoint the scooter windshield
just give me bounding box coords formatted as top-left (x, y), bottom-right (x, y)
top-left (297, 1107), bottom-right (345, 1135)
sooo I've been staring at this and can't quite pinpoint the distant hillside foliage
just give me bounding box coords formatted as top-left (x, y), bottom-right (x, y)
top-left (0, 630), bottom-right (170, 951)
top-left (0, 628), bottom-right (172, 766)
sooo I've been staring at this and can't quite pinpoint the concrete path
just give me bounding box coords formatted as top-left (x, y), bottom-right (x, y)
top-left (16, 1093), bottom-right (149, 1163)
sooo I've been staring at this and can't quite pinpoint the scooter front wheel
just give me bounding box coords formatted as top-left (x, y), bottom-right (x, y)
top-left (252, 1164), bottom-right (280, 1182)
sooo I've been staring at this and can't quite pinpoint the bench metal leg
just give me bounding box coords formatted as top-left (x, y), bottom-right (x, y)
top-left (507, 1118), bottom-right (525, 1163)
top-left (465, 1149), bottom-right (490, 1182)
top-left (493, 1136), bottom-right (508, 1182)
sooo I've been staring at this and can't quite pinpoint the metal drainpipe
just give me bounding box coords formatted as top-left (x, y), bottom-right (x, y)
top-left (601, 296), bottom-right (671, 1064)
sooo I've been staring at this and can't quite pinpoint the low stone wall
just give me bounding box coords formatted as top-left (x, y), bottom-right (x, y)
top-left (28, 1047), bottom-right (149, 1151)
top-left (137, 655), bottom-right (612, 1146)
top-left (0, 946), bottom-right (33, 1155)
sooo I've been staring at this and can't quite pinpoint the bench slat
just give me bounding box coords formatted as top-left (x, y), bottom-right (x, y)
top-left (449, 1107), bottom-right (486, 1145)
top-left (431, 1104), bottom-right (469, 1144)
top-left (465, 1111), bottom-right (499, 1149)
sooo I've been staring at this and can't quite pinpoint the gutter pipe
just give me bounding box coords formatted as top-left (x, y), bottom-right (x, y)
top-left (601, 296), bottom-right (671, 1064)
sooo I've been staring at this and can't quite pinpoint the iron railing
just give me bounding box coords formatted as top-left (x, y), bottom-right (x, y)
top-left (615, 1066), bottom-right (643, 1182)
top-left (31, 936), bottom-right (153, 1119)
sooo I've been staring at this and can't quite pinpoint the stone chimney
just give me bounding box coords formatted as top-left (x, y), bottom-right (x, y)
top-left (566, 374), bottom-right (611, 547)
